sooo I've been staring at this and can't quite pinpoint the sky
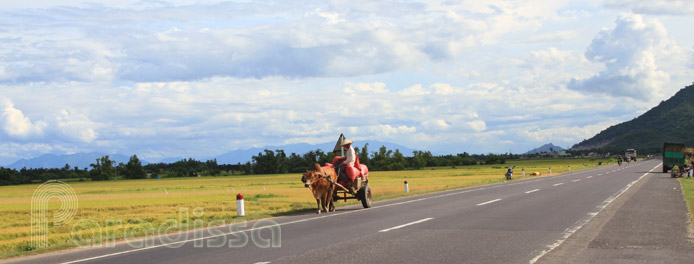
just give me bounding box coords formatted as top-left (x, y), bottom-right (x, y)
top-left (1, 0), bottom-right (693, 164)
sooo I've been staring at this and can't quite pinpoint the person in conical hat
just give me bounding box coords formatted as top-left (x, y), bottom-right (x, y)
top-left (335, 138), bottom-right (357, 193)
top-left (341, 139), bottom-right (355, 167)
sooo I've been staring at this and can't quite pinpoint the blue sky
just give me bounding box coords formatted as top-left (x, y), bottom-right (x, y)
top-left (1, 0), bottom-right (693, 164)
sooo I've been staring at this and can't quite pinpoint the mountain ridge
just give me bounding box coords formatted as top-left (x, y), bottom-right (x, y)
top-left (524, 143), bottom-right (566, 154)
top-left (6, 152), bottom-right (140, 170)
top-left (572, 83), bottom-right (694, 153)
top-left (2, 140), bottom-right (416, 169)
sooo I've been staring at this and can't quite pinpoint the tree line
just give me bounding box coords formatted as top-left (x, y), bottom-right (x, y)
top-left (0, 144), bottom-right (510, 185)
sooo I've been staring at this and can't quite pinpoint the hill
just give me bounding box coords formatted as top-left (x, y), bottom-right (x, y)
top-left (525, 143), bottom-right (565, 154)
top-left (571, 83), bottom-right (694, 154)
top-left (2, 141), bottom-right (415, 169)
top-left (7, 152), bottom-right (142, 170)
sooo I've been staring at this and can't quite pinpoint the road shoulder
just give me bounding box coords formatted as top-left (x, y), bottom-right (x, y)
top-left (539, 168), bottom-right (694, 263)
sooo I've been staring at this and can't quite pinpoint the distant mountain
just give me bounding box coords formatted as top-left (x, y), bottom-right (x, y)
top-left (213, 140), bottom-right (416, 164)
top-left (525, 143), bottom-right (566, 154)
top-left (6, 153), bottom-right (146, 170)
top-left (572, 83), bottom-right (694, 154)
top-left (157, 157), bottom-right (186, 164)
top-left (3, 141), bottom-right (416, 169)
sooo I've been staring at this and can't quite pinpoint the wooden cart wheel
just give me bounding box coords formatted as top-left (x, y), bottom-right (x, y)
top-left (359, 185), bottom-right (372, 208)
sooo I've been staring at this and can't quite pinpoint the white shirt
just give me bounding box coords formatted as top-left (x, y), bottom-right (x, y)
top-left (345, 145), bottom-right (356, 166)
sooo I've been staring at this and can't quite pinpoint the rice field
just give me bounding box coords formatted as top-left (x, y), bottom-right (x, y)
top-left (0, 158), bottom-right (614, 259)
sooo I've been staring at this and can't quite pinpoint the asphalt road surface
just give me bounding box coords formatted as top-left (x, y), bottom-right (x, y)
top-left (7, 159), bottom-right (686, 264)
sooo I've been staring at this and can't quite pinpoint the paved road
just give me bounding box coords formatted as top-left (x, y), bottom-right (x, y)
top-left (6, 159), bottom-right (674, 264)
top-left (539, 160), bottom-right (694, 263)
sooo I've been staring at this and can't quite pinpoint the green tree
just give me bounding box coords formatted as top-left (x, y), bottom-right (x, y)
top-left (252, 149), bottom-right (286, 174)
top-left (484, 154), bottom-right (506, 165)
top-left (124, 155), bottom-right (146, 179)
top-left (410, 151), bottom-right (427, 169)
top-left (90, 155), bottom-right (114, 181)
top-left (359, 143), bottom-right (370, 167)
top-left (389, 149), bottom-right (406, 170)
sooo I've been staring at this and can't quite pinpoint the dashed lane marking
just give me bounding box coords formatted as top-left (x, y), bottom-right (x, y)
top-left (379, 218), bottom-right (434, 232)
top-left (476, 199), bottom-right (502, 206)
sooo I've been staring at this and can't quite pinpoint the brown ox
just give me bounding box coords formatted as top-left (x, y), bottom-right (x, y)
top-left (300, 163), bottom-right (338, 214)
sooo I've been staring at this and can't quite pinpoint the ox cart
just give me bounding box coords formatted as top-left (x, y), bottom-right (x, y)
top-left (301, 134), bottom-right (373, 213)
top-left (324, 155), bottom-right (372, 208)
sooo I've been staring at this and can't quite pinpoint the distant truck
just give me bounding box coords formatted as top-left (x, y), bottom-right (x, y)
top-left (662, 142), bottom-right (686, 173)
top-left (625, 149), bottom-right (637, 162)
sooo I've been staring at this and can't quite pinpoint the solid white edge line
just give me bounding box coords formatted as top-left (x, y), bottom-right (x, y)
top-left (528, 162), bottom-right (661, 264)
top-left (525, 189), bottom-right (540, 194)
top-left (476, 198), bottom-right (502, 206)
top-left (378, 218), bottom-right (434, 232)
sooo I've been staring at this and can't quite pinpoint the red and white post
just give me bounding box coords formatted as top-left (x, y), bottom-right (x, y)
top-left (404, 180), bottom-right (409, 193)
top-left (236, 193), bottom-right (245, 216)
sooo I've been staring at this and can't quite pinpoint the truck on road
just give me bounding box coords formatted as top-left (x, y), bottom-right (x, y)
top-left (663, 142), bottom-right (686, 173)
top-left (625, 148), bottom-right (637, 162)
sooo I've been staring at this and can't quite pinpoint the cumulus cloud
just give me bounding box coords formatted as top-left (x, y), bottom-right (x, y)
top-left (0, 0), bottom-right (562, 84)
top-left (0, 98), bottom-right (46, 138)
top-left (55, 110), bottom-right (99, 143)
top-left (605, 0), bottom-right (694, 15)
top-left (399, 84), bottom-right (430, 96)
top-left (344, 82), bottom-right (388, 94)
top-left (568, 14), bottom-right (680, 100)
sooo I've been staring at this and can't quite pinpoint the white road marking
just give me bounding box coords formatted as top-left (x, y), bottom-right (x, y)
top-left (553, 183), bottom-right (564, 186)
top-left (598, 174), bottom-right (603, 176)
top-left (572, 179), bottom-right (581, 182)
top-left (529, 162), bottom-right (661, 264)
top-left (525, 189), bottom-right (540, 194)
top-left (586, 176), bottom-right (593, 179)
top-left (476, 199), bottom-right (502, 206)
top-left (254, 262), bottom-right (271, 264)
top-left (379, 218), bottom-right (434, 232)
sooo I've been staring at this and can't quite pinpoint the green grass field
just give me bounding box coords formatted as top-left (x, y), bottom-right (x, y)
top-left (679, 177), bottom-right (694, 224)
top-left (0, 158), bottom-right (614, 259)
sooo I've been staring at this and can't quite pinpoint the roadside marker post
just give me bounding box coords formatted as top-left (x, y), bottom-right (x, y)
top-left (404, 181), bottom-right (409, 193)
top-left (236, 193), bottom-right (245, 217)
top-left (522, 168), bottom-right (525, 177)
top-left (549, 167), bottom-right (552, 174)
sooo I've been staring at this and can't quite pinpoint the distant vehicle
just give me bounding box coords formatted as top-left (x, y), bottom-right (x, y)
top-left (662, 143), bottom-right (686, 173)
top-left (625, 149), bottom-right (637, 162)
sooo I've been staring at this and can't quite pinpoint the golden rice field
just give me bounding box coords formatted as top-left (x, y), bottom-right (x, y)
top-left (0, 158), bottom-right (614, 259)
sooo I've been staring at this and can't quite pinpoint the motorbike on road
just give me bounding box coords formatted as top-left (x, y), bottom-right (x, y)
top-left (505, 167), bottom-right (513, 180)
